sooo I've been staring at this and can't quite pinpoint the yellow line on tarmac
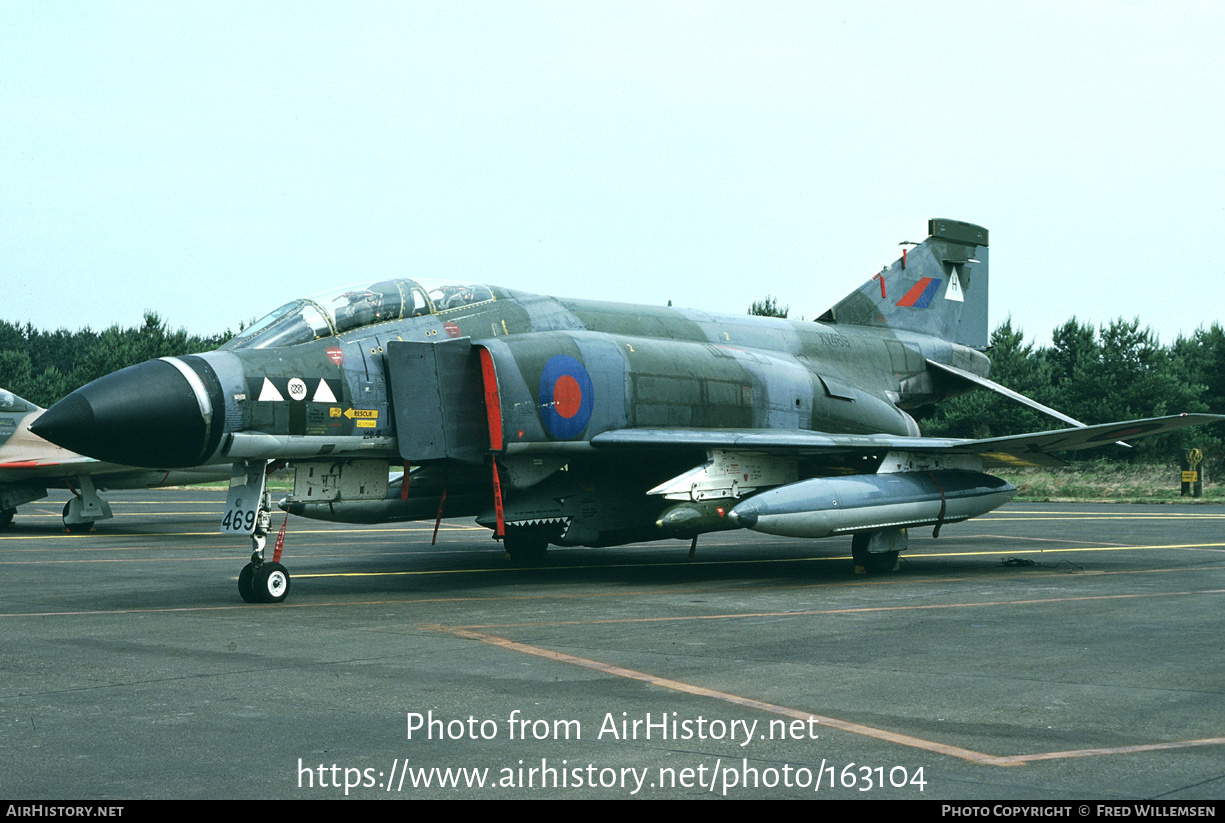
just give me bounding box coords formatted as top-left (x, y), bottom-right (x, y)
top-left (990, 737), bottom-right (1225, 765)
top-left (433, 625), bottom-right (1225, 767)
top-left (290, 541), bottom-right (1225, 580)
top-left (0, 524), bottom-right (484, 542)
top-left (984, 515), bottom-right (1225, 521)
top-left (23, 498), bottom-right (226, 505)
top-left (4, 536), bottom-right (1221, 575)
top-left (291, 555), bottom-right (838, 579)
top-left (0, 531), bottom-right (229, 541)
top-left (0, 585), bottom-right (797, 618)
top-left (432, 624), bottom-right (1017, 766)
top-left (17, 511), bottom-right (226, 518)
top-left (986, 510), bottom-right (1225, 516)
top-left (914, 542), bottom-right (1225, 559)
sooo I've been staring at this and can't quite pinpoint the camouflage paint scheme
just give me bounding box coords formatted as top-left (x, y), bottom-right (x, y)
top-left (32, 219), bottom-right (1221, 599)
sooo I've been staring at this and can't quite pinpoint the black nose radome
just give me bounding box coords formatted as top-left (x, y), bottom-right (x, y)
top-left (31, 356), bottom-right (225, 468)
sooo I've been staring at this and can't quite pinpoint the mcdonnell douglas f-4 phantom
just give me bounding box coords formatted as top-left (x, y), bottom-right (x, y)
top-left (1, 388), bottom-right (227, 531)
top-left (31, 219), bottom-right (1222, 602)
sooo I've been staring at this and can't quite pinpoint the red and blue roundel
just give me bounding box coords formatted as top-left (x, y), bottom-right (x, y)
top-left (539, 354), bottom-right (594, 439)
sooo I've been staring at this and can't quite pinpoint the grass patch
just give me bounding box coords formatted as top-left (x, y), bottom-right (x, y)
top-left (997, 458), bottom-right (1222, 503)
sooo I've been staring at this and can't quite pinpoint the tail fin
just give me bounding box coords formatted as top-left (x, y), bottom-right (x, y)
top-left (819, 218), bottom-right (989, 348)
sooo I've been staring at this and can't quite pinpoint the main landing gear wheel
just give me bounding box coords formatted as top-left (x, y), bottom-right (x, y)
top-left (851, 533), bottom-right (899, 574)
top-left (238, 562), bottom-right (291, 603)
top-left (863, 550), bottom-right (899, 573)
top-left (0, 508), bottom-right (14, 529)
top-left (62, 501), bottom-right (94, 533)
top-left (502, 526), bottom-right (550, 565)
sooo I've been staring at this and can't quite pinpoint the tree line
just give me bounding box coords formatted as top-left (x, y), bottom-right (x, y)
top-left (0, 313), bottom-right (232, 409)
top-left (917, 318), bottom-right (1225, 461)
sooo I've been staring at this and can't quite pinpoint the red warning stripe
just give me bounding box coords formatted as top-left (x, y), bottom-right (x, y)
top-left (491, 462), bottom-right (505, 539)
top-left (478, 347), bottom-right (504, 452)
top-left (479, 346), bottom-right (507, 539)
top-left (271, 514), bottom-right (287, 563)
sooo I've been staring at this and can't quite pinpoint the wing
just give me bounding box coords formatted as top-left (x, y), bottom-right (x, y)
top-left (0, 454), bottom-right (102, 473)
top-left (590, 413), bottom-right (1225, 468)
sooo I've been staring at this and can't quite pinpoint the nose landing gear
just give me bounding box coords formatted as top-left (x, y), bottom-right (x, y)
top-left (238, 497), bottom-right (291, 603)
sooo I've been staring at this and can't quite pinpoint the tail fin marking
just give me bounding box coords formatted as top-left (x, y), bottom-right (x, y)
top-left (821, 218), bottom-right (990, 348)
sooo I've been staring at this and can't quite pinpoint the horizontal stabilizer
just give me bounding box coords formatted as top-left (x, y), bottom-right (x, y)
top-left (925, 359), bottom-right (1137, 449)
top-left (924, 359), bottom-right (1087, 430)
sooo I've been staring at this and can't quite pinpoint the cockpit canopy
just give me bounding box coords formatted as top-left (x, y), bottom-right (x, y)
top-left (0, 389), bottom-right (39, 414)
top-left (222, 278), bottom-right (495, 350)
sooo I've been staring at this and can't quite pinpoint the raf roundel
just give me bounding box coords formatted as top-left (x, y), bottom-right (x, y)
top-left (538, 354), bottom-right (594, 439)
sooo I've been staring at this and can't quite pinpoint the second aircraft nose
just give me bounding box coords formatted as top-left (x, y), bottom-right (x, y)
top-left (31, 356), bottom-right (226, 468)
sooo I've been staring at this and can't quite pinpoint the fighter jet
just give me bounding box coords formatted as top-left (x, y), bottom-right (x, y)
top-left (0, 388), bottom-right (227, 531)
top-left (31, 219), bottom-right (1222, 602)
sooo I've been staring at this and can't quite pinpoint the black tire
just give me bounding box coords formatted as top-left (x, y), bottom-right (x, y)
top-left (253, 562), bottom-right (291, 603)
top-left (503, 526), bottom-right (551, 565)
top-left (851, 534), bottom-right (898, 573)
top-left (0, 508), bottom-right (14, 529)
top-left (864, 550), bottom-right (900, 573)
top-left (62, 501), bottom-right (94, 533)
top-left (238, 563), bottom-right (259, 603)
top-left (851, 532), bottom-right (870, 568)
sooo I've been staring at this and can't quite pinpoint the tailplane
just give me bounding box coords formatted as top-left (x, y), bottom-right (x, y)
top-left (820, 218), bottom-right (989, 349)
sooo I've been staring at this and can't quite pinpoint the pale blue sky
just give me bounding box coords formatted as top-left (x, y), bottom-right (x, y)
top-left (3, 1), bottom-right (1222, 346)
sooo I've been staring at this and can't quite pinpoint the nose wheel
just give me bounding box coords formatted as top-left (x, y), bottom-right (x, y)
top-left (238, 493), bottom-right (292, 603)
top-left (238, 561), bottom-right (291, 603)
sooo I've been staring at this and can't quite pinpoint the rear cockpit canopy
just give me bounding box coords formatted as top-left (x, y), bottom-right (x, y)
top-left (223, 278), bottom-right (495, 350)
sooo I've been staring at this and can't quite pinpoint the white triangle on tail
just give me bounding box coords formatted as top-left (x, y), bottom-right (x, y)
top-left (945, 266), bottom-right (965, 303)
